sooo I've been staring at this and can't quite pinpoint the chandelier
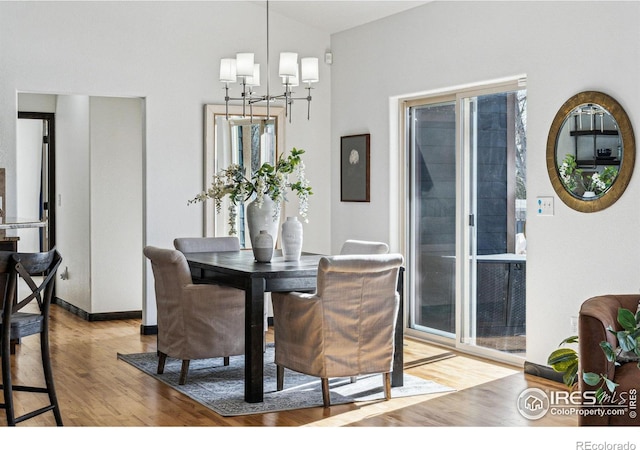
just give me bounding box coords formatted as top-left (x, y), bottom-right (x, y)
top-left (219, 1), bottom-right (319, 122)
top-left (571, 104), bottom-right (607, 132)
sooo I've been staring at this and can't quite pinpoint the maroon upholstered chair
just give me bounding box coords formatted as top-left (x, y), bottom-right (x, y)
top-left (578, 294), bottom-right (640, 426)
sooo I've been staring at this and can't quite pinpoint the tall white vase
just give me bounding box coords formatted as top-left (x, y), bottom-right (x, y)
top-left (246, 196), bottom-right (280, 259)
top-left (281, 216), bottom-right (303, 261)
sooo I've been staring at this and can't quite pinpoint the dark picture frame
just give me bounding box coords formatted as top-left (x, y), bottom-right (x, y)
top-left (340, 133), bottom-right (370, 202)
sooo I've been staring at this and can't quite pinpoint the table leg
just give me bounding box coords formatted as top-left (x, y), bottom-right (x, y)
top-left (392, 267), bottom-right (404, 387)
top-left (244, 277), bottom-right (266, 403)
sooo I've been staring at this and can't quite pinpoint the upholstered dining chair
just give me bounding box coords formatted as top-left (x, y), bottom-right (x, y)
top-left (173, 236), bottom-right (240, 254)
top-left (143, 246), bottom-right (245, 385)
top-left (339, 239), bottom-right (390, 383)
top-left (272, 253), bottom-right (404, 407)
top-left (0, 248), bottom-right (63, 426)
top-left (340, 239), bottom-right (389, 255)
top-left (174, 236), bottom-right (272, 342)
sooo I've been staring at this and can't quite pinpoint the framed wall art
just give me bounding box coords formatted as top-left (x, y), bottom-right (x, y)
top-left (340, 133), bottom-right (370, 202)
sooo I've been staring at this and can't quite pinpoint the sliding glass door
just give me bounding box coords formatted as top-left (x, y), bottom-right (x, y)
top-left (405, 81), bottom-right (527, 360)
top-left (407, 98), bottom-right (457, 340)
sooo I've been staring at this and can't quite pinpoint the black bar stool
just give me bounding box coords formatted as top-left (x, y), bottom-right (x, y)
top-left (0, 249), bottom-right (63, 426)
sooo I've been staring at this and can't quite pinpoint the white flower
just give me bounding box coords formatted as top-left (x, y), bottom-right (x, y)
top-left (589, 173), bottom-right (607, 193)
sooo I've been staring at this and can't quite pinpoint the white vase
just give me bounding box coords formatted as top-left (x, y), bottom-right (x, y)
top-left (583, 191), bottom-right (596, 198)
top-left (252, 230), bottom-right (273, 263)
top-left (246, 196), bottom-right (280, 257)
top-left (281, 216), bottom-right (303, 261)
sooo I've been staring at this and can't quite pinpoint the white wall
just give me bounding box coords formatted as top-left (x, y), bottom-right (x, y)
top-left (19, 94), bottom-right (145, 315)
top-left (55, 95), bottom-right (92, 312)
top-left (330, 1), bottom-right (640, 366)
top-left (0, 1), bottom-right (332, 326)
top-left (90, 96), bottom-right (144, 314)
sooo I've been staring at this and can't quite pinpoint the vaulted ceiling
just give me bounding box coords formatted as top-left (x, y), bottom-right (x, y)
top-left (261, 1), bottom-right (431, 34)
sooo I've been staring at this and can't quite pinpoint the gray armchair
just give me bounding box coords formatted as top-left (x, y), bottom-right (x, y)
top-left (143, 246), bottom-right (245, 385)
top-left (272, 253), bottom-right (404, 407)
top-left (340, 239), bottom-right (390, 383)
top-left (340, 239), bottom-right (389, 255)
top-left (173, 236), bottom-right (240, 253)
top-left (174, 236), bottom-right (270, 342)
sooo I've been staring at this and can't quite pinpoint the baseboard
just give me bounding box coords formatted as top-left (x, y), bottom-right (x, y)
top-left (140, 324), bottom-right (158, 335)
top-left (523, 360), bottom-right (565, 384)
top-left (53, 297), bottom-right (142, 322)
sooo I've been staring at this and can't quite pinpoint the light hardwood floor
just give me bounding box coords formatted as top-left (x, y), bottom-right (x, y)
top-left (2, 304), bottom-right (579, 430)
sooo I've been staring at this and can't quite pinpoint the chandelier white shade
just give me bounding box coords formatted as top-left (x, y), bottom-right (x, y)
top-left (219, 55), bottom-right (319, 88)
top-left (219, 1), bottom-right (319, 121)
top-left (236, 53), bottom-right (255, 77)
top-left (278, 52), bottom-right (297, 78)
top-left (282, 62), bottom-right (299, 87)
top-left (219, 58), bottom-right (237, 83)
top-left (246, 64), bottom-right (260, 87)
top-left (301, 57), bottom-right (319, 83)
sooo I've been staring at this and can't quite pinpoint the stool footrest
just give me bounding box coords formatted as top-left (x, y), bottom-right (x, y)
top-left (14, 405), bottom-right (56, 424)
top-left (0, 384), bottom-right (49, 394)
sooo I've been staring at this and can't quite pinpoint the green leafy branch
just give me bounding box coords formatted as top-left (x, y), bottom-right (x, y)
top-left (547, 307), bottom-right (640, 403)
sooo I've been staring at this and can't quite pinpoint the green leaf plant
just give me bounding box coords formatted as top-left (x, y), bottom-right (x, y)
top-left (547, 307), bottom-right (640, 403)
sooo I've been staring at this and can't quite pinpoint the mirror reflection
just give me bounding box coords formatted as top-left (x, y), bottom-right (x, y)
top-left (218, 116), bottom-right (276, 177)
top-left (204, 104), bottom-right (284, 242)
top-left (556, 103), bottom-right (621, 200)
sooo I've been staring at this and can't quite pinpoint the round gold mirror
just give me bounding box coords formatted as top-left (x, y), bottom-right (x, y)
top-left (546, 91), bottom-right (635, 212)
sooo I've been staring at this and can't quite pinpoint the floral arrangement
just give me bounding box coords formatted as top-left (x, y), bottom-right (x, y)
top-left (559, 154), bottom-right (618, 195)
top-left (189, 147), bottom-right (312, 235)
top-left (558, 154), bottom-right (580, 191)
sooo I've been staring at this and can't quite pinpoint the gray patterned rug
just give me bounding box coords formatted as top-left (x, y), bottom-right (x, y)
top-left (117, 344), bottom-right (455, 416)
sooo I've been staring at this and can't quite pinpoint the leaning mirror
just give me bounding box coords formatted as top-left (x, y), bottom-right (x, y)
top-left (546, 91), bottom-right (635, 212)
top-left (204, 104), bottom-right (285, 241)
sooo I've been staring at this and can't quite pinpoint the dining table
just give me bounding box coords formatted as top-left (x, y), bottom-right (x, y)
top-left (185, 249), bottom-right (404, 403)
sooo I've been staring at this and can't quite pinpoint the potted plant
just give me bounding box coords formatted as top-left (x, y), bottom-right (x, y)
top-left (548, 306), bottom-right (640, 402)
top-left (189, 147), bottom-right (312, 236)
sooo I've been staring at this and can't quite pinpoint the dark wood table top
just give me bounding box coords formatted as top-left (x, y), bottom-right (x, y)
top-left (185, 249), bottom-right (323, 279)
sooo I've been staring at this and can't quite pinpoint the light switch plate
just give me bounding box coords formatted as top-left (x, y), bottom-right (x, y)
top-left (536, 197), bottom-right (554, 216)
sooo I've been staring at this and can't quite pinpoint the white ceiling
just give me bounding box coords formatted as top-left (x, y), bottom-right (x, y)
top-left (263, 1), bottom-right (431, 34)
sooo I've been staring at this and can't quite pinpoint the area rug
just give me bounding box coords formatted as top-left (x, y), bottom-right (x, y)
top-left (117, 344), bottom-right (455, 416)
